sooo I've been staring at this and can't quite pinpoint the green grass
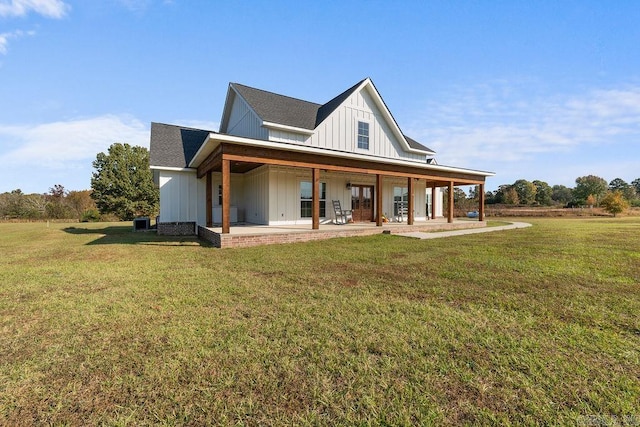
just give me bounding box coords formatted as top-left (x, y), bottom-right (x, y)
top-left (1, 218), bottom-right (639, 426)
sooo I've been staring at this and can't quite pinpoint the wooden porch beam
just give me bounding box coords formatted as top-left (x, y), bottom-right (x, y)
top-left (312, 168), bottom-right (320, 230)
top-left (479, 183), bottom-right (485, 221)
top-left (197, 144), bottom-right (223, 178)
top-left (220, 144), bottom-right (487, 184)
top-left (376, 174), bottom-right (383, 226)
top-left (222, 158), bottom-right (230, 234)
top-left (431, 183), bottom-right (437, 220)
top-left (206, 172), bottom-right (212, 227)
top-left (407, 177), bottom-right (414, 225)
top-left (448, 181), bottom-right (454, 224)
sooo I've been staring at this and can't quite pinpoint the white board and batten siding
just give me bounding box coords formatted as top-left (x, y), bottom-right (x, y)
top-left (239, 166), bottom-right (268, 224)
top-left (158, 170), bottom-right (206, 225)
top-left (225, 95), bottom-right (268, 140)
top-left (266, 166), bottom-right (352, 226)
top-left (267, 86), bottom-right (426, 163)
top-left (158, 167), bottom-right (444, 227)
top-left (263, 167), bottom-right (440, 225)
top-left (381, 178), bottom-right (427, 221)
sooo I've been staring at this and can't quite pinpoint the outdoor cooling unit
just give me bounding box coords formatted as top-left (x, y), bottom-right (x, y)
top-left (133, 217), bottom-right (150, 231)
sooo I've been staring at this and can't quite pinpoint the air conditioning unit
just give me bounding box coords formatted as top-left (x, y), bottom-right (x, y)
top-left (133, 217), bottom-right (150, 231)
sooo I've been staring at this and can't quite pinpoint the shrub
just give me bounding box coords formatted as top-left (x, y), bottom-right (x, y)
top-left (80, 209), bottom-right (101, 222)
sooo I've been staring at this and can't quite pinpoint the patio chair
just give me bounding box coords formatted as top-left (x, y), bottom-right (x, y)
top-left (395, 202), bottom-right (407, 222)
top-left (332, 200), bottom-right (352, 225)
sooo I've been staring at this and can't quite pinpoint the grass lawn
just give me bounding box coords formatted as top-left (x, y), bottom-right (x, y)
top-left (1, 218), bottom-right (638, 426)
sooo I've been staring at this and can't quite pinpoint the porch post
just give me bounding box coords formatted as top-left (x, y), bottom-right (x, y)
top-left (206, 171), bottom-right (213, 227)
top-left (407, 177), bottom-right (414, 225)
top-left (431, 183), bottom-right (436, 220)
top-left (312, 168), bottom-right (320, 230)
top-left (448, 181), bottom-right (454, 224)
top-left (376, 174), bottom-right (383, 226)
top-left (222, 158), bottom-right (230, 234)
top-left (479, 183), bottom-right (485, 221)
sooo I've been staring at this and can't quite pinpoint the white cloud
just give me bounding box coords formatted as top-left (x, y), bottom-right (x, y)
top-left (0, 115), bottom-right (149, 170)
top-left (0, 0), bottom-right (70, 18)
top-left (0, 29), bottom-right (34, 54)
top-left (406, 83), bottom-right (640, 169)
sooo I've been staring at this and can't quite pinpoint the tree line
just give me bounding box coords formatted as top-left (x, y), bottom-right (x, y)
top-left (486, 175), bottom-right (640, 208)
top-left (0, 186), bottom-right (99, 221)
top-left (446, 175), bottom-right (639, 217)
top-left (1, 143), bottom-right (158, 222)
top-left (2, 142), bottom-right (637, 221)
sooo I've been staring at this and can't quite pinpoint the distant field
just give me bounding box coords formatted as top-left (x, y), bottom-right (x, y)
top-left (1, 218), bottom-right (639, 425)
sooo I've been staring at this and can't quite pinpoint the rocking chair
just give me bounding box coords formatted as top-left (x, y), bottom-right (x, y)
top-left (332, 200), bottom-right (352, 225)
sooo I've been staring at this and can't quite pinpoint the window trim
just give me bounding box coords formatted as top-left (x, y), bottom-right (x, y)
top-left (299, 180), bottom-right (327, 219)
top-left (356, 120), bottom-right (370, 151)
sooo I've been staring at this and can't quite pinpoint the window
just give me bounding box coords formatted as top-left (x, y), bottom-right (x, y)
top-left (357, 121), bottom-right (369, 150)
top-left (300, 181), bottom-right (326, 218)
top-left (218, 185), bottom-right (222, 206)
top-left (394, 186), bottom-right (408, 216)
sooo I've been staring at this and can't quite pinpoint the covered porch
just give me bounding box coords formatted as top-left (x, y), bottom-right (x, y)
top-left (194, 134), bottom-right (490, 236)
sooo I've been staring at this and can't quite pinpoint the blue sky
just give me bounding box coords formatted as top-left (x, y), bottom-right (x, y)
top-left (1, 0), bottom-right (639, 194)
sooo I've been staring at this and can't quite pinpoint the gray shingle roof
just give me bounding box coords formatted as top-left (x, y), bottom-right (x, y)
top-left (404, 135), bottom-right (435, 154)
top-left (151, 80), bottom-right (436, 168)
top-left (315, 78), bottom-right (366, 126)
top-left (231, 83), bottom-right (321, 130)
top-left (230, 79), bottom-right (366, 131)
top-left (232, 79), bottom-right (433, 154)
top-left (150, 122), bottom-right (212, 168)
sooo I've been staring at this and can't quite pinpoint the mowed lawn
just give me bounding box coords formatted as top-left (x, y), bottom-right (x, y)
top-left (1, 219), bottom-right (638, 426)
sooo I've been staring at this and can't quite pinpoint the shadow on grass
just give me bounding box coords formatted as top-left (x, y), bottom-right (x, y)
top-left (63, 225), bottom-right (211, 247)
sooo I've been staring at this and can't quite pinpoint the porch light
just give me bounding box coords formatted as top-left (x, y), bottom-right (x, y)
top-left (346, 182), bottom-right (351, 189)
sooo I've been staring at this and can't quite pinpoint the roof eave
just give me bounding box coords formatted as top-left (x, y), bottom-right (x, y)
top-left (262, 121), bottom-right (315, 135)
top-left (189, 133), bottom-right (494, 178)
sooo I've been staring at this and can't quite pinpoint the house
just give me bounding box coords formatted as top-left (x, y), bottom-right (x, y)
top-left (149, 78), bottom-right (493, 243)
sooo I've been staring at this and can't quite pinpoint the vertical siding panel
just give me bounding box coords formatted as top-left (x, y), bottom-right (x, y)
top-left (333, 115), bottom-right (340, 151)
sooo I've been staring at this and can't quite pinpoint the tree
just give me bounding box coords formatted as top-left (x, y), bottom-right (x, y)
top-left (503, 187), bottom-right (520, 205)
top-left (0, 190), bottom-right (46, 219)
top-left (533, 180), bottom-right (553, 206)
top-left (573, 175), bottom-right (608, 206)
top-left (512, 179), bottom-right (537, 205)
top-left (632, 178), bottom-right (640, 198)
top-left (493, 185), bottom-right (512, 204)
top-left (467, 185), bottom-right (480, 201)
top-left (3, 189), bottom-right (25, 218)
top-left (551, 185), bottom-right (573, 205)
top-left (443, 187), bottom-right (468, 213)
top-left (600, 191), bottom-right (629, 217)
top-left (608, 178), bottom-right (636, 201)
top-left (66, 190), bottom-right (97, 220)
top-left (484, 191), bottom-right (497, 204)
top-left (45, 184), bottom-right (72, 219)
top-left (91, 143), bottom-right (159, 221)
